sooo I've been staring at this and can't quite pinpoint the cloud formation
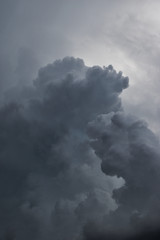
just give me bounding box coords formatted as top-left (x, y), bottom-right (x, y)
top-left (87, 112), bottom-right (160, 239)
top-left (1, 0), bottom-right (160, 134)
top-left (0, 57), bottom-right (128, 239)
top-left (1, 56), bottom-right (160, 240)
top-left (1, 0), bottom-right (160, 239)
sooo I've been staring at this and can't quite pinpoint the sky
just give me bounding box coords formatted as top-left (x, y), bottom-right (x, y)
top-left (1, 0), bottom-right (160, 240)
top-left (1, 0), bottom-right (160, 132)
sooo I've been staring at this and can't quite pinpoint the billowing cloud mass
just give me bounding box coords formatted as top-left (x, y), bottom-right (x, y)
top-left (87, 112), bottom-right (160, 239)
top-left (1, 56), bottom-right (160, 240)
top-left (0, 57), bottom-right (128, 240)
top-left (1, 1), bottom-right (160, 239)
top-left (1, 0), bottom-right (160, 132)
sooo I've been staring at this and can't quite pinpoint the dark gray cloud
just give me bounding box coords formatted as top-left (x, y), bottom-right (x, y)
top-left (0, 55), bottom-right (160, 240)
top-left (87, 111), bottom-right (160, 239)
top-left (0, 57), bottom-right (128, 239)
top-left (1, 0), bottom-right (160, 239)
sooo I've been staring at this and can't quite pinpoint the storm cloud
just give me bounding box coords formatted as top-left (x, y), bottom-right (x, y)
top-left (87, 111), bottom-right (160, 239)
top-left (0, 54), bottom-right (160, 240)
top-left (1, 0), bottom-right (160, 239)
top-left (0, 57), bottom-right (129, 240)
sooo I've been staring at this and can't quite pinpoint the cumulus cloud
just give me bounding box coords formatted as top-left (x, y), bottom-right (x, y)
top-left (0, 57), bottom-right (128, 240)
top-left (1, 56), bottom-right (160, 240)
top-left (87, 112), bottom-right (160, 239)
top-left (1, 0), bottom-right (160, 239)
top-left (1, 0), bottom-right (160, 134)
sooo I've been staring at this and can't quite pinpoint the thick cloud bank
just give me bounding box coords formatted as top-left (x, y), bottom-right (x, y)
top-left (0, 57), bottom-right (160, 240)
top-left (87, 113), bottom-right (160, 239)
